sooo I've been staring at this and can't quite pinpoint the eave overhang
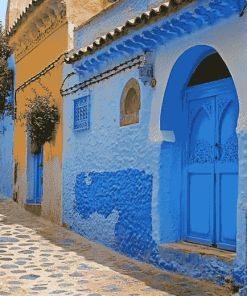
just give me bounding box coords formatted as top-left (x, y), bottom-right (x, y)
top-left (65, 0), bottom-right (239, 66)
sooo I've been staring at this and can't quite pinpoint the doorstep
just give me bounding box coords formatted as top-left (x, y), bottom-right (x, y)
top-left (24, 203), bottom-right (42, 217)
top-left (159, 241), bottom-right (236, 262)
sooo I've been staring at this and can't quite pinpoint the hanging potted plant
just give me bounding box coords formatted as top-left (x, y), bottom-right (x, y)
top-left (19, 96), bottom-right (60, 154)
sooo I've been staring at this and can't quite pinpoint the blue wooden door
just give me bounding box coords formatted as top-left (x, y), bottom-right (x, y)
top-left (186, 78), bottom-right (238, 251)
top-left (34, 146), bottom-right (43, 203)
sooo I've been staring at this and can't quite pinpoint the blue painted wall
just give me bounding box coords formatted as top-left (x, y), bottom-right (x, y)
top-left (0, 54), bottom-right (15, 199)
top-left (74, 169), bottom-right (158, 260)
top-left (63, 0), bottom-right (247, 288)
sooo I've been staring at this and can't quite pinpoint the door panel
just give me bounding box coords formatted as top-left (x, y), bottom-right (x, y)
top-left (186, 79), bottom-right (239, 250)
top-left (34, 146), bottom-right (43, 203)
top-left (219, 173), bottom-right (238, 244)
top-left (215, 91), bottom-right (239, 250)
top-left (187, 96), bottom-right (215, 245)
top-left (188, 173), bottom-right (214, 244)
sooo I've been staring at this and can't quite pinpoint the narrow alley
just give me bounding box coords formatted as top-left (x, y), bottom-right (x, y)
top-left (0, 197), bottom-right (237, 296)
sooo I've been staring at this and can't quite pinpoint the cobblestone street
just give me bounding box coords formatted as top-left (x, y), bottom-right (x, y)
top-left (0, 197), bottom-right (236, 296)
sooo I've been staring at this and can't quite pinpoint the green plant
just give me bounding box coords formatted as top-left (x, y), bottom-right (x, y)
top-left (0, 21), bottom-right (13, 116)
top-left (19, 95), bottom-right (60, 154)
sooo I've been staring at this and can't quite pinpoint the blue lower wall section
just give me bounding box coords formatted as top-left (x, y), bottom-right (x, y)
top-left (70, 168), bottom-right (245, 287)
top-left (74, 169), bottom-right (160, 261)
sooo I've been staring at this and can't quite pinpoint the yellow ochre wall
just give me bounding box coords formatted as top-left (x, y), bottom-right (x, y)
top-left (11, 22), bottom-right (68, 224)
top-left (7, 0), bottom-right (114, 225)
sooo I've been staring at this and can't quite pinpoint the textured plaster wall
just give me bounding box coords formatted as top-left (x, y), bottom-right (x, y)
top-left (23, 63), bottom-right (63, 225)
top-left (65, 0), bottom-right (111, 28)
top-left (62, 69), bottom-right (164, 252)
top-left (5, 0), bottom-right (32, 30)
top-left (74, 0), bottom-right (167, 51)
top-left (12, 22), bottom-right (65, 223)
top-left (62, 2), bottom-right (247, 286)
top-left (151, 12), bottom-right (247, 267)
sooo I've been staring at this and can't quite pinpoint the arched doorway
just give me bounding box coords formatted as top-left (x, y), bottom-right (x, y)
top-left (160, 46), bottom-right (239, 251)
top-left (185, 53), bottom-right (239, 251)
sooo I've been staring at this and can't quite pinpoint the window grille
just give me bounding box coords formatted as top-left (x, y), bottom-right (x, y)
top-left (74, 95), bottom-right (90, 131)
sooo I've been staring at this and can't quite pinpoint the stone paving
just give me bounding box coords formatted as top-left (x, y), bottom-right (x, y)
top-left (0, 197), bottom-right (236, 296)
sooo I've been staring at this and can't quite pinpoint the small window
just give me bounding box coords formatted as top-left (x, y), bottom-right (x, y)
top-left (120, 79), bottom-right (141, 127)
top-left (74, 95), bottom-right (90, 131)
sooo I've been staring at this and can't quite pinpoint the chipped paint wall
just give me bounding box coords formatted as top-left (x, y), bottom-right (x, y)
top-left (62, 69), bottom-right (164, 260)
top-left (10, 0), bottom-right (67, 223)
top-left (63, 0), bottom-right (247, 287)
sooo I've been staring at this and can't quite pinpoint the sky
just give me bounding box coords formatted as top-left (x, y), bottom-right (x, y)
top-left (0, 0), bottom-right (8, 27)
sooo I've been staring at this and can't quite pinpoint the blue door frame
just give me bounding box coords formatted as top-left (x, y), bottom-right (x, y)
top-left (33, 146), bottom-right (43, 203)
top-left (184, 78), bottom-right (239, 251)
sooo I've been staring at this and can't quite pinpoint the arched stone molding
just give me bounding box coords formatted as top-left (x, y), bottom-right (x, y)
top-left (149, 12), bottom-right (247, 144)
top-left (156, 42), bottom-right (247, 267)
top-left (10, 0), bottom-right (67, 62)
top-left (120, 78), bottom-right (141, 127)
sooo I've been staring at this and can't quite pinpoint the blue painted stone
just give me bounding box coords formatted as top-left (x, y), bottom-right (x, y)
top-left (32, 287), bottom-right (47, 291)
top-left (9, 286), bottom-right (20, 291)
top-left (69, 272), bottom-right (84, 277)
top-left (57, 266), bottom-right (69, 270)
top-left (120, 265), bottom-right (140, 271)
top-left (103, 285), bottom-right (123, 292)
top-left (49, 274), bottom-right (63, 278)
top-left (16, 235), bottom-right (30, 239)
top-left (8, 281), bottom-right (22, 285)
top-left (141, 288), bottom-right (159, 292)
top-left (58, 239), bottom-right (75, 246)
top-left (11, 270), bottom-right (26, 273)
top-left (1, 265), bottom-right (18, 269)
top-left (18, 250), bottom-right (33, 254)
top-left (77, 263), bottom-right (94, 270)
top-left (20, 274), bottom-right (40, 280)
top-left (47, 291), bottom-right (66, 295)
top-left (15, 261), bottom-right (26, 265)
top-left (60, 283), bottom-right (73, 287)
top-left (78, 280), bottom-right (89, 284)
top-left (41, 263), bottom-right (54, 267)
top-left (0, 238), bottom-right (18, 242)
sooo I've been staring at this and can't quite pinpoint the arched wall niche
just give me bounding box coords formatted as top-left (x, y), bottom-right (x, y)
top-left (120, 78), bottom-right (141, 127)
